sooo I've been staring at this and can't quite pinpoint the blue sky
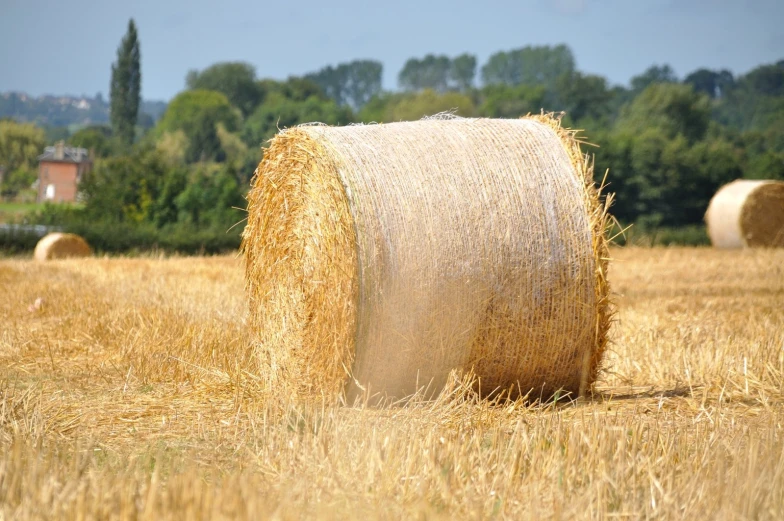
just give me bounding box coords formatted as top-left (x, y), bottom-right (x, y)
top-left (1, 0), bottom-right (782, 101)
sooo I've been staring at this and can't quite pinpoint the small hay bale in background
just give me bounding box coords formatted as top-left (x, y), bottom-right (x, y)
top-left (705, 180), bottom-right (784, 248)
top-left (242, 115), bottom-right (612, 401)
top-left (33, 232), bottom-right (92, 261)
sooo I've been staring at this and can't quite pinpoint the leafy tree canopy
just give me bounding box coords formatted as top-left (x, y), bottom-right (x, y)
top-left (618, 83), bottom-right (710, 142)
top-left (399, 55), bottom-right (452, 92)
top-left (0, 119), bottom-right (46, 172)
top-left (306, 60), bottom-right (383, 109)
top-left (186, 62), bottom-right (262, 117)
top-left (399, 54), bottom-right (478, 93)
top-left (683, 68), bottom-right (734, 98)
top-left (630, 64), bottom-right (677, 93)
top-left (156, 90), bottom-right (242, 162)
top-left (0, 120), bottom-right (45, 197)
top-left (242, 93), bottom-right (353, 147)
top-left (739, 63), bottom-right (784, 97)
top-left (554, 72), bottom-right (613, 124)
top-left (110, 19), bottom-right (141, 146)
top-left (258, 77), bottom-right (327, 104)
top-left (481, 44), bottom-right (574, 89)
top-left (376, 90), bottom-right (475, 122)
top-left (477, 84), bottom-right (547, 119)
top-left (69, 125), bottom-right (113, 158)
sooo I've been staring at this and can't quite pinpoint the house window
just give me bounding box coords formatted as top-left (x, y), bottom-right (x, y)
top-left (45, 184), bottom-right (55, 200)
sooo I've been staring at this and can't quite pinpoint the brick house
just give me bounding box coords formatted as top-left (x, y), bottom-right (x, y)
top-left (37, 141), bottom-right (92, 203)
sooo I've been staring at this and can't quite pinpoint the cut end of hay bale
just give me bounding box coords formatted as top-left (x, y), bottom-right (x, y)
top-left (34, 233), bottom-right (92, 261)
top-left (242, 115), bottom-right (613, 402)
top-left (705, 180), bottom-right (784, 248)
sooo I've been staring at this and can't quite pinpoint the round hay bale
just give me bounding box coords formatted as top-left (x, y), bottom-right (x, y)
top-left (705, 180), bottom-right (784, 248)
top-left (242, 115), bottom-right (612, 401)
top-left (34, 232), bottom-right (92, 261)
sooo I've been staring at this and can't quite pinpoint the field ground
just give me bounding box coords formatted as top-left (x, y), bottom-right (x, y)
top-left (1, 248), bottom-right (783, 519)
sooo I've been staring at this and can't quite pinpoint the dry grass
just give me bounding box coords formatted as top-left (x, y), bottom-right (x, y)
top-left (1, 247), bottom-right (783, 520)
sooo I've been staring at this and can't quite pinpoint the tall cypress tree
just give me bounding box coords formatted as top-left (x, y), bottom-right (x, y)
top-left (110, 19), bottom-right (141, 146)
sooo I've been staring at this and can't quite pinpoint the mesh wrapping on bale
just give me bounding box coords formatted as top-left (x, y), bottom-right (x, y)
top-left (242, 115), bottom-right (612, 401)
top-left (34, 233), bottom-right (92, 261)
top-left (705, 180), bottom-right (784, 248)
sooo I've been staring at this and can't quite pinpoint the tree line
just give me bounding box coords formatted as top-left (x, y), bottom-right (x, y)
top-left (2, 18), bottom-right (783, 251)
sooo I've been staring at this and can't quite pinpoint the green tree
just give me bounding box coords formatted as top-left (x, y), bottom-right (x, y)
top-left (630, 64), bottom-right (677, 93)
top-left (387, 90), bottom-right (475, 121)
top-left (1, 167), bottom-right (38, 199)
top-left (156, 90), bottom-right (242, 162)
top-left (745, 149), bottom-right (784, 180)
top-left (477, 84), bottom-right (547, 118)
top-left (175, 164), bottom-right (245, 230)
top-left (358, 90), bottom-right (475, 122)
top-left (186, 62), bottom-right (262, 117)
top-left (554, 72), bottom-right (613, 124)
top-left (621, 131), bottom-right (740, 226)
top-left (0, 120), bottom-right (45, 173)
top-left (242, 93), bottom-right (353, 147)
top-left (152, 166), bottom-right (188, 227)
top-left (594, 123), bottom-right (741, 227)
top-left (156, 130), bottom-right (190, 166)
top-left (80, 150), bottom-right (171, 224)
top-left (43, 126), bottom-right (70, 143)
top-left (618, 83), bottom-right (711, 142)
top-left (713, 62), bottom-right (784, 132)
top-left (684, 138), bottom-right (743, 221)
top-left (69, 126), bottom-right (113, 158)
top-left (357, 93), bottom-right (406, 122)
top-left (737, 120), bottom-right (784, 181)
top-left (481, 44), bottom-right (575, 89)
top-left (256, 77), bottom-right (327, 105)
top-left (306, 60), bottom-right (383, 109)
top-left (0, 120), bottom-right (45, 198)
top-left (741, 63), bottom-right (784, 96)
top-left (449, 54), bottom-right (477, 92)
top-left (683, 68), bottom-right (734, 98)
top-left (399, 55), bottom-right (452, 92)
top-left (110, 19), bottom-right (141, 146)
top-left (278, 77), bottom-right (326, 101)
top-left (216, 122), bottom-right (249, 168)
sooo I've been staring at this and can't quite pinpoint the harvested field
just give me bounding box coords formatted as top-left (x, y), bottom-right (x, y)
top-left (1, 248), bottom-right (783, 519)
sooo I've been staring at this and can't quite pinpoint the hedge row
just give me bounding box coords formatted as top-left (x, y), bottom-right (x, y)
top-left (0, 223), bottom-right (241, 256)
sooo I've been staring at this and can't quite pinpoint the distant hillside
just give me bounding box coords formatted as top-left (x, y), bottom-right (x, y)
top-left (0, 92), bottom-right (167, 129)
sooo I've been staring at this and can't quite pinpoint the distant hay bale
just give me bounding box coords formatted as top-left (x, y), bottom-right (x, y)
top-left (34, 233), bottom-right (92, 261)
top-left (705, 180), bottom-right (784, 248)
top-left (242, 115), bottom-right (612, 401)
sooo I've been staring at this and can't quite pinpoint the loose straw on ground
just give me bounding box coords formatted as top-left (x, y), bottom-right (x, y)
top-left (242, 115), bottom-right (613, 402)
top-left (705, 180), bottom-right (784, 248)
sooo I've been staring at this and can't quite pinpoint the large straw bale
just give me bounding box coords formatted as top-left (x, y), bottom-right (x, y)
top-left (242, 115), bottom-right (612, 401)
top-left (705, 180), bottom-right (784, 248)
top-left (33, 232), bottom-right (92, 261)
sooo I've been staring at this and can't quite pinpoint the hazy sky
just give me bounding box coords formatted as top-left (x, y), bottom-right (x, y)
top-left (1, 0), bottom-right (782, 101)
